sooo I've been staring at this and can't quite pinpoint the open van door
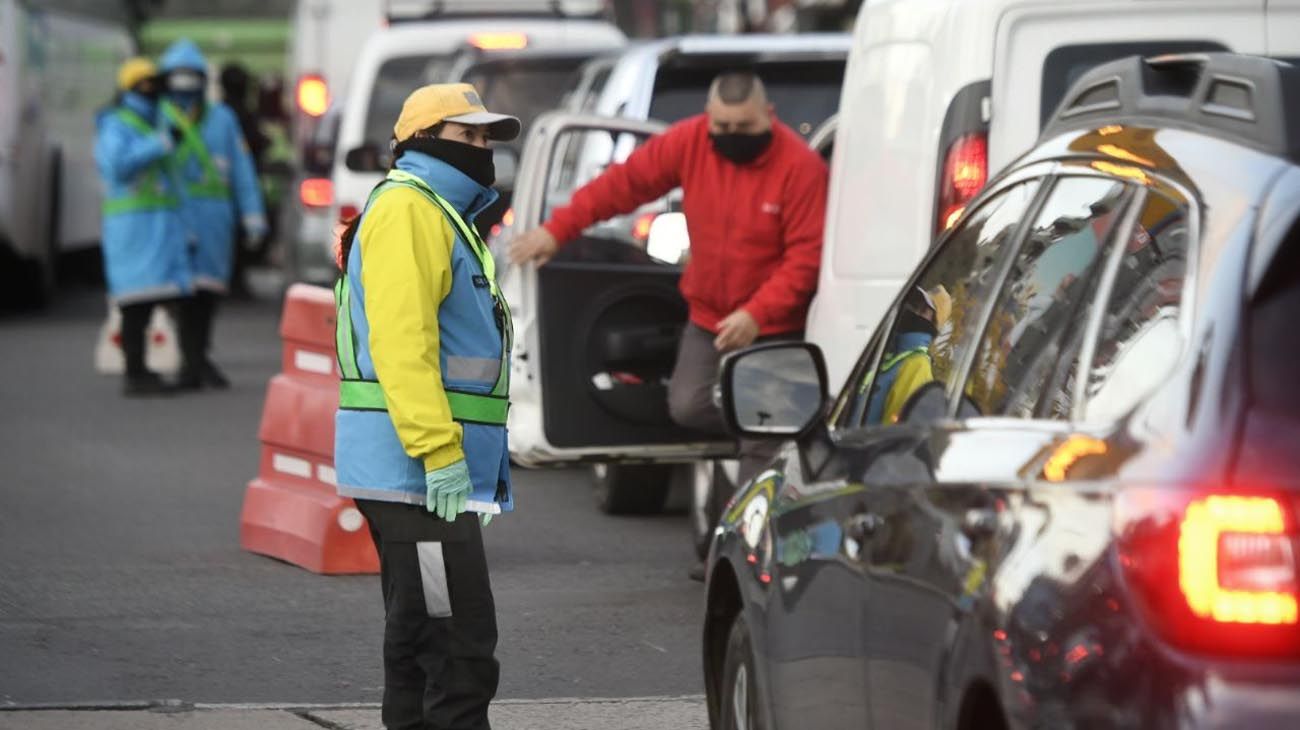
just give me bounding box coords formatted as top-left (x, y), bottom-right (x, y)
top-left (501, 112), bottom-right (735, 510)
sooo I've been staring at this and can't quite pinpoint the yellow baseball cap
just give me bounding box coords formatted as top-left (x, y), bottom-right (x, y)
top-left (117, 57), bottom-right (158, 92)
top-left (393, 83), bottom-right (521, 143)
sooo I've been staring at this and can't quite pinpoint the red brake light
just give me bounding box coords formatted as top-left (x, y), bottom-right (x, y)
top-left (297, 74), bottom-right (329, 118)
top-left (299, 178), bottom-right (333, 209)
top-left (1117, 489), bottom-right (1300, 656)
top-left (1179, 495), bottom-right (1298, 625)
top-left (936, 133), bottom-right (988, 234)
top-left (339, 204), bottom-right (360, 223)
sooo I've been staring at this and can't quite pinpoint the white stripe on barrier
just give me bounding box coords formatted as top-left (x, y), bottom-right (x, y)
top-left (294, 349), bottom-right (336, 375)
top-left (272, 453), bottom-right (313, 478)
top-left (317, 464), bottom-right (337, 486)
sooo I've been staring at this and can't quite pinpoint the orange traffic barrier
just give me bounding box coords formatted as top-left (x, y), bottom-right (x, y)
top-left (239, 283), bottom-right (379, 574)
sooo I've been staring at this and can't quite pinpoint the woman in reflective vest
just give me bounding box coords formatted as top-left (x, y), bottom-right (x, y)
top-left (158, 39), bottom-right (268, 388)
top-left (864, 285), bottom-right (952, 424)
top-left (94, 57), bottom-right (192, 396)
top-left (332, 83), bottom-right (519, 730)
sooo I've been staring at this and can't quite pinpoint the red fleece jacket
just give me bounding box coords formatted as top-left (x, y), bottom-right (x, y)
top-left (543, 114), bottom-right (828, 335)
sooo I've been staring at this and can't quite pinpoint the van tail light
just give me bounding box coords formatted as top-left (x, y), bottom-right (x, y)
top-left (297, 73), bottom-right (330, 118)
top-left (299, 178), bottom-right (333, 209)
top-left (339, 203), bottom-right (360, 223)
top-left (632, 212), bottom-right (657, 242)
top-left (1116, 489), bottom-right (1300, 657)
top-left (935, 133), bottom-right (988, 234)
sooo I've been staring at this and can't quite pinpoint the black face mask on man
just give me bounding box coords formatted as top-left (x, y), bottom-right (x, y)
top-left (710, 130), bottom-right (773, 165)
top-left (396, 137), bottom-right (495, 188)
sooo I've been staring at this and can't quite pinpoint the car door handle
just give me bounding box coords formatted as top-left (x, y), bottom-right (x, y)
top-left (962, 508), bottom-right (998, 539)
top-left (846, 514), bottom-right (882, 542)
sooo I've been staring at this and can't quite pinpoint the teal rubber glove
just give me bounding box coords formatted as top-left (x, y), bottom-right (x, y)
top-left (425, 460), bottom-right (472, 522)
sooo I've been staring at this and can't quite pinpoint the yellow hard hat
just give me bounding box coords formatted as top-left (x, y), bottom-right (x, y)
top-left (393, 83), bottom-right (520, 143)
top-left (117, 57), bottom-right (157, 92)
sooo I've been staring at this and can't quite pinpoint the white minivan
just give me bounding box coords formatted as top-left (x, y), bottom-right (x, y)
top-left (0, 0), bottom-right (133, 306)
top-left (328, 9), bottom-right (626, 237)
top-left (808, 0), bottom-right (1300, 390)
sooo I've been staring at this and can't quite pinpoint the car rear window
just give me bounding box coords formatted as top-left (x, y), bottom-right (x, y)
top-left (1249, 215), bottom-right (1300, 415)
top-left (459, 57), bottom-right (587, 145)
top-left (363, 54), bottom-right (457, 148)
top-left (1040, 41), bottom-right (1228, 129)
top-left (649, 60), bottom-right (844, 140)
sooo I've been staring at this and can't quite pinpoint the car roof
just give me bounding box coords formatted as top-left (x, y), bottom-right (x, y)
top-left (614, 33), bottom-right (851, 67)
top-left (360, 17), bottom-right (626, 59)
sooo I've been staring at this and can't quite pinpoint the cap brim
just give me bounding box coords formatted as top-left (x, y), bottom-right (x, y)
top-left (444, 111), bottom-right (522, 141)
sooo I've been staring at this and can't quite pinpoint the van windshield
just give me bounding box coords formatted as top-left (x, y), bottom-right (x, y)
top-left (649, 60), bottom-right (845, 140)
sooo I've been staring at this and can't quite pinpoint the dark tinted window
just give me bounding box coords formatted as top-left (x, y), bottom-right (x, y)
top-left (963, 177), bottom-right (1129, 418)
top-left (1250, 214), bottom-right (1300, 416)
top-left (649, 60), bottom-right (844, 139)
top-left (838, 180), bottom-right (1040, 428)
top-left (1040, 41), bottom-right (1228, 129)
top-left (460, 57), bottom-right (587, 143)
top-left (1080, 191), bottom-right (1190, 422)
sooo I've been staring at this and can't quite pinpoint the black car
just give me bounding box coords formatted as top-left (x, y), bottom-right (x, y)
top-left (702, 53), bottom-right (1300, 730)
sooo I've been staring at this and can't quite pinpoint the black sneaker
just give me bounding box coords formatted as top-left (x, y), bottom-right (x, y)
top-left (173, 370), bottom-right (204, 392)
top-left (201, 360), bottom-right (231, 389)
top-left (123, 372), bottom-right (174, 397)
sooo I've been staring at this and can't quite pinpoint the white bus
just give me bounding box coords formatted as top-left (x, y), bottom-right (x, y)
top-left (0, 0), bottom-right (134, 305)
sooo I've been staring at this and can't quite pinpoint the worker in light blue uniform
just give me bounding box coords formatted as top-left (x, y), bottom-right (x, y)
top-left (95, 57), bottom-right (199, 397)
top-left (159, 39), bottom-right (268, 389)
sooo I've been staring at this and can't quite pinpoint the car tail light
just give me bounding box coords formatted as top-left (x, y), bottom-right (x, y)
top-left (1116, 489), bottom-right (1300, 656)
top-left (632, 212), bottom-right (656, 242)
top-left (299, 178), bottom-right (333, 208)
top-left (297, 73), bottom-right (329, 118)
top-left (339, 203), bottom-right (360, 223)
top-left (935, 133), bottom-right (988, 234)
top-left (469, 32), bottom-right (528, 50)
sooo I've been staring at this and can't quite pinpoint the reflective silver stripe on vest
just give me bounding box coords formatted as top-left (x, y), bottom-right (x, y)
top-left (445, 356), bottom-right (501, 382)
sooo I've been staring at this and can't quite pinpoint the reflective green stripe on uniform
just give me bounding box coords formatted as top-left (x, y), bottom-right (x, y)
top-left (162, 101), bottom-right (230, 200)
top-left (339, 379), bottom-right (509, 425)
top-left (103, 108), bottom-right (177, 215)
top-left (335, 168), bottom-right (512, 425)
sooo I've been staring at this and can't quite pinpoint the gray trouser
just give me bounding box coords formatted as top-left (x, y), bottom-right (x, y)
top-left (667, 323), bottom-right (797, 485)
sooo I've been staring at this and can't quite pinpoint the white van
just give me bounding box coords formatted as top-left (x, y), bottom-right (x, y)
top-left (328, 9), bottom-right (626, 235)
top-left (808, 0), bottom-right (1300, 390)
top-left (0, 0), bottom-right (133, 305)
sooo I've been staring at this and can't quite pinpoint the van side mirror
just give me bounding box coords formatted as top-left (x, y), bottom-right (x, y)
top-left (345, 144), bottom-right (387, 173)
top-left (720, 342), bottom-right (828, 439)
top-left (647, 212), bottom-right (690, 263)
top-left (493, 146), bottom-right (519, 190)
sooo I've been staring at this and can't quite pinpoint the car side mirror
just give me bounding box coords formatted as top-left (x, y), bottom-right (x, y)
top-left (720, 342), bottom-right (828, 439)
top-left (493, 146), bottom-right (519, 190)
top-left (647, 212), bottom-right (690, 263)
top-left (344, 144), bottom-right (386, 173)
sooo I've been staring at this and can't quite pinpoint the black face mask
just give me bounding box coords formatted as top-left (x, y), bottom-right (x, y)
top-left (897, 308), bottom-right (937, 338)
top-left (396, 137), bottom-right (495, 187)
top-left (710, 130), bottom-right (773, 165)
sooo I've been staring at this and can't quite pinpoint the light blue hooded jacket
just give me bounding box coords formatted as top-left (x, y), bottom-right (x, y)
top-left (159, 39), bottom-right (266, 293)
top-left (94, 91), bottom-right (192, 304)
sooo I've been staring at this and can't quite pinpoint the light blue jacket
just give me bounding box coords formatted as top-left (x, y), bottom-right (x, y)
top-left (865, 330), bottom-right (933, 425)
top-left (94, 92), bottom-right (192, 304)
top-left (159, 39), bottom-right (266, 292)
top-left (334, 152), bottom-right (513, 512)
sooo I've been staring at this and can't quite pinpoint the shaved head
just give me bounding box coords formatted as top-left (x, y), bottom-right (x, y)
top-left (705, 71), bottom-right (773, 136)
top-left (708, 71), bottom-right (768, 106)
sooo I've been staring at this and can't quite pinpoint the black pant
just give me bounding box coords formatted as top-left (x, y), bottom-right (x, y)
top-left (120, 298), bottom-right (204, 378)
top-left (356, 500), bottom-right (499, 730)
top-left (176, 290), bottom-right (219, 372)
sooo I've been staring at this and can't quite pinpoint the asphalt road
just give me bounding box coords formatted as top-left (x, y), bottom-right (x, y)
top-left (0, 283), bottom-right (705, 707)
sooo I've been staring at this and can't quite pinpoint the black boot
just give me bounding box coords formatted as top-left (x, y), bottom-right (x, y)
top-left (124, 371), bottom-right (174, 397)
top-left (201, 359), bottom-right (231, 389)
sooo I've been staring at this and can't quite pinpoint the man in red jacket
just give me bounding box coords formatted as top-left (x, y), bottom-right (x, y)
top-left (510, 72), bottom-right (826, 523)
